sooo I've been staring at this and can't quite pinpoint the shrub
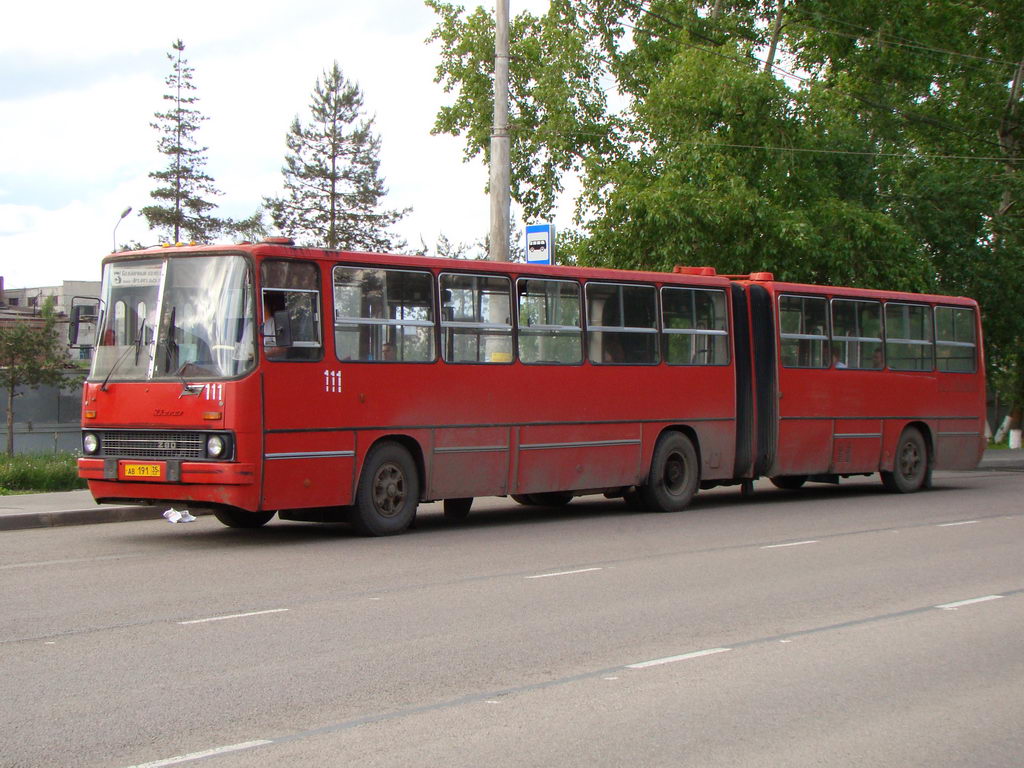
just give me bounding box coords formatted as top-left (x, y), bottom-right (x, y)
top-left (0, 453), bottom-right (86, 493)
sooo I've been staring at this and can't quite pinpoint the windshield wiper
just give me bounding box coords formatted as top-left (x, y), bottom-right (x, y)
top-left (99, 322), bottom-right (148, 392)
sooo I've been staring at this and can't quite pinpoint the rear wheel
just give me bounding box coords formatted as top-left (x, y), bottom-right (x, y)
top-left (511, 494), bottom-right (536, 506)
top-left (214, 509), bottom-right (275, 528)
top-left (881, 427), bottom-right (928, 493)
top-left (770, 475), bottom-right (807, 490)
top-left (443, 497), bottom-right (473, 520)
top-left (641, 432), bottom-right (699, 512)
top-left (351, 441), bottom-right (419, 536)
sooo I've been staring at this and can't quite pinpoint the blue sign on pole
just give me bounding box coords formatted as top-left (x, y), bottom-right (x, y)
top-left (525, 223), bottom-right (555, 265)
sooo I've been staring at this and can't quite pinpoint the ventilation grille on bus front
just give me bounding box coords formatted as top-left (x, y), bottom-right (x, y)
top-left (98, 431), bottom-right (206, 459)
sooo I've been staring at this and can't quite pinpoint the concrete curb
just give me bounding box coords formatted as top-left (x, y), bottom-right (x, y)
top-left (0, 505), bottom-right (184, 532)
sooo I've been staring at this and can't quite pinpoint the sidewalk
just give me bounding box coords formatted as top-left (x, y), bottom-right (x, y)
top-left (1, 450), bottom-right (1021, 533)
top-left (0, 490), bottom-right (182, 532)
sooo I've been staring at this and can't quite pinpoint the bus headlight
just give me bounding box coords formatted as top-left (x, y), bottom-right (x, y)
top-left (83, 433), bottom-right (100, 455)
top-left (206, 434), bottom-right (226, 459)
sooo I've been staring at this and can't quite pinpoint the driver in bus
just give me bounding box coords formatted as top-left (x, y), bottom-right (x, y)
top-left (262, 293), bottom-right (286, 360)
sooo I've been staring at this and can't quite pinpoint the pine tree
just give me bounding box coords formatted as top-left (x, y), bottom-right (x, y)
top-left (142, 39), bottom-right (223, 243)
top-left (265, 62), bottom-right (408, 251)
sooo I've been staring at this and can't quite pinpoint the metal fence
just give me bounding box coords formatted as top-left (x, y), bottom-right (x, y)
top-left (1, 373), bottom-right (83, 454)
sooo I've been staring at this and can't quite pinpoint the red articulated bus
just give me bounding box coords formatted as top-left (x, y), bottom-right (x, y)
top-left (73, 239), bottom-right (986, 535)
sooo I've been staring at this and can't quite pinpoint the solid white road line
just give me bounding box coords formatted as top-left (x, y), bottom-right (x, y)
top-left (760, 540), bottom-right (819, 550)
top-left (126, 740), bottom-right (273, 767)
top-left (177, 608), bottom-right (289, 625)
top-left (938, 520), bottom-right (979, 527)
top-left (0, 554), bottom-right (140, 570)
top-left (935, 595), bottom-right (1004, 611)
top-left (526, 567), bottom-right (602, 579)
top-left (627, 647), bottom-right (732, 669)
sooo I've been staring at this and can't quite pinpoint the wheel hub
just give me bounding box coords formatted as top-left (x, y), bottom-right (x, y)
top-left (373, 464), bottom-right (405, 517)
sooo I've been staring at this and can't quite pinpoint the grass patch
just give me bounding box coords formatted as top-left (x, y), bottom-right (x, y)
top-left (0, 453), bottom-right (86, 493)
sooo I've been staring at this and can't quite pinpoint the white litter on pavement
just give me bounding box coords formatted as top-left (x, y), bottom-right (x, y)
top-left (162, 509), bottom-right (196, 524)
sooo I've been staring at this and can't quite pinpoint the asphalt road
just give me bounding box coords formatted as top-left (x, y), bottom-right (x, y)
top-left (2, 470), bottom-right (1022, 767)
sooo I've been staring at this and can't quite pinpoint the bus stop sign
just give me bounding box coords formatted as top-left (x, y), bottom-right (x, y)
top-left (526, 224), bottom-right (555, 265)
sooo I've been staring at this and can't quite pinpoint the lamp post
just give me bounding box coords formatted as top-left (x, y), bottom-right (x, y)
top-left (112, 206), bottom-right (132, 252)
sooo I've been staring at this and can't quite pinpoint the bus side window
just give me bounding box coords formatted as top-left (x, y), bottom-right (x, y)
top-left (885, 302), bottom-right (933, 372)
top-left (779, 295), bottom-right (829, 368)
top-left (935, 306), bottom-right (977, 373)
top-left (517, 278), bottom-right (582, 365)
top-left (662, 287), bottom-right (729, 366)
top-left (831, 298), bottom-right (882, 369)
top-left (260, 260), bottom-right (322, 362)
top-left (439, 273), bottom-right (513, 364)
top-left (333, 266), bottom-right (435, 362)
top-left (586, 282), bottom-right (659, 365)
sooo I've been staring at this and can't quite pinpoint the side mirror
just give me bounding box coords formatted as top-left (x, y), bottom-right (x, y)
top-left (272, 309), bottom-right (293, 347)
top-left (69, 297), bottom-right (100, 348)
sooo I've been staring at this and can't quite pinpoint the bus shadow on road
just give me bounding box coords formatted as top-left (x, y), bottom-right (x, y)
top-left (116, 479), bottom-right (971, 547)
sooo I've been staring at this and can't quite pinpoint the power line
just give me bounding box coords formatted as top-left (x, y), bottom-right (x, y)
top-left (683, 140), bottom-right (1012, 163)
top-left (786, 7), bottom-right (1020, 70)
top-left (606, 1), bottom-right (1003, 151)
top-left (525, 126), bottom-right (1012, 164)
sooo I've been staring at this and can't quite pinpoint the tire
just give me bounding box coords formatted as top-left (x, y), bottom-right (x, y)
top-left (214, 509), bottom-right (275, 528)
top-left (881, 427), bottom-right (928, 493)
top-left (511, 494), bottom-right (537, 506)
top-left (528, 491), bottom-right (573, 507)
top-left (351, 441), bottom-right (419, 536)
top-left (641, 432), bottom-right (699, 512)
top-left (770, 475), bottom-right (807, 490)
top-left (443, 497), bottom-right (473, 520)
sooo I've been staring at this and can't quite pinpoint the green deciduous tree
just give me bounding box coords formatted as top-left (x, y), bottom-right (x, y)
top-left (265, 62), bottom-right (408, 252)
top-left (0, 299), bottom-right (73, 455)
top-left (428, 0), bottom-right (1024, 415)
top-left (141, 39), bottom-right (224, 244)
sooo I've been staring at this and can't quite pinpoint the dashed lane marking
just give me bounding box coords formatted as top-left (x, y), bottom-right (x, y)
top-left (125, 740), bottom-right (273, 767)
top-left (935, 595), bottom-right (1004, 611)
top-left (760, 540), bottom-right (819, 550)
top-left (526, 567), bottom-right (603, 579)
top-left (177, 608), bottom-right (289, 625)
top-left (627, 648), bottom-right (733, 669)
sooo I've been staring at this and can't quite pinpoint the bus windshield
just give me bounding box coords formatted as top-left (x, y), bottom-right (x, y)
top-left (90, 254), bottom-right (256, 382)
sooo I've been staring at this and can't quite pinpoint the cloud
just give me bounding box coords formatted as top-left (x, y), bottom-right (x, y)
top-left (1, 0), bottom-right (558, 287)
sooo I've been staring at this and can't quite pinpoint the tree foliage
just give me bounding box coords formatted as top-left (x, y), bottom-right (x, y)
top-left (142, 40), bottom-right (225, 244)
top-left (428, 0), bottom-right (1024, 412)
top-left (0, 299), bottom-right (73, 455)
top-left (265, 62), bottom-right (409, 252)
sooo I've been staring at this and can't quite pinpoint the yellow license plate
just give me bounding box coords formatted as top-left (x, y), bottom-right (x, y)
top-left (123, 463), bottom-right (163, 479)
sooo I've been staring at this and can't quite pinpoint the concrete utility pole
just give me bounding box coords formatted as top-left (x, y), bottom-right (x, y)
top-left (488, 0), bottom-right (511, 261)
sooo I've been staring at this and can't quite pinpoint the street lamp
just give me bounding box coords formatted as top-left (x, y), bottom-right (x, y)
top-left (112, 206), bottom-right (132, 252)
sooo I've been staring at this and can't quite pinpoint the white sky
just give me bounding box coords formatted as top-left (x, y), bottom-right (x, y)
top-left (0, 0), bottom-right (555, 289)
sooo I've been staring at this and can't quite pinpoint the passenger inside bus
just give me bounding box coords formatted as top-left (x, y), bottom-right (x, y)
top-left (602, 337), bottom-right (624, 363)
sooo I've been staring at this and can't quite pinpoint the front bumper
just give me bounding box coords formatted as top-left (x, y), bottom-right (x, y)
top-left (78, 458), bottom-right (256, 485)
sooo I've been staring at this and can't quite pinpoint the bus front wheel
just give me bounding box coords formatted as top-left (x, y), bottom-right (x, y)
top-left (641, 432), bottom-right (699, 512)
top-left (881, 427), bottom-right (928, 493)
top-left (351, 441), bottom-right (419, 536)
